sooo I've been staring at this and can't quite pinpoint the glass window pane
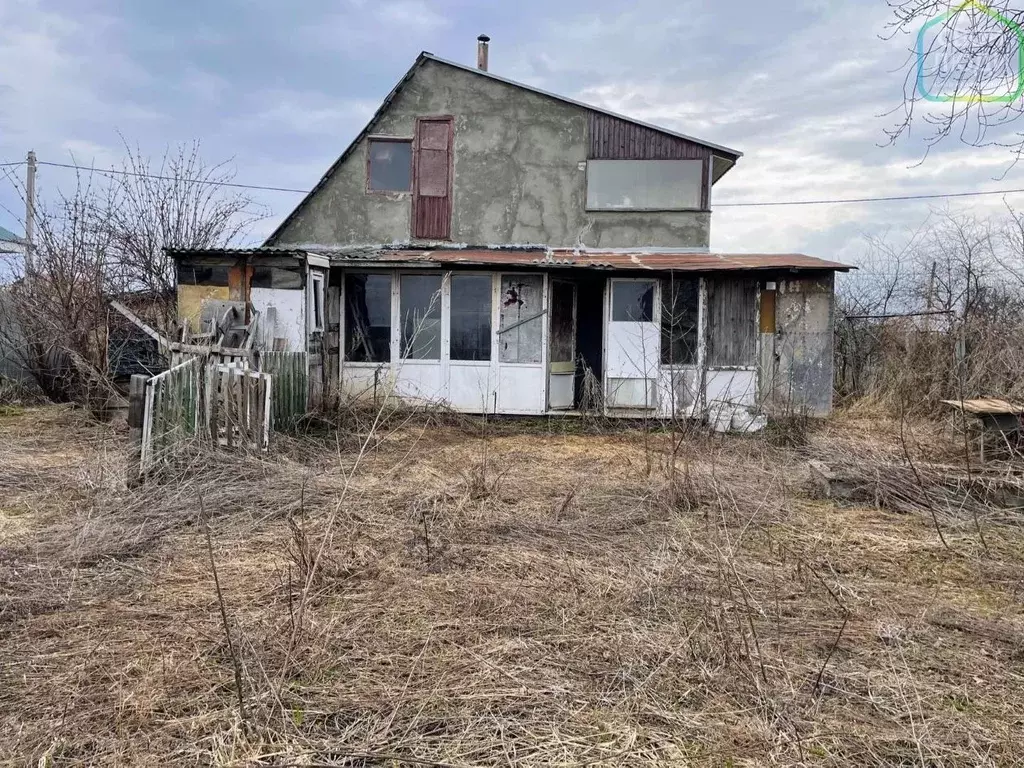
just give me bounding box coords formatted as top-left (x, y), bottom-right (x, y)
top-left (612, 282), bottom-right (654, 322)
top-left (368, 140), bottom-right (412, 192)
top-left (400, 274), bottom-right (442, 359)
top-left (498, 275), bottom-right (544, 363)
top-left (661, 278), bottom-right (699, 365)
top-left (450, 275), bottom-right (492, 361)
top-left (345, 273), bottom-right (391, 363)
top-left (550, 281), bottom-right (575, 363)
top-left (586, 160), bottom-right (703, 210)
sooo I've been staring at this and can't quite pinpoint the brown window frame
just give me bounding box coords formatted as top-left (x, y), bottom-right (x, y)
top-left (365, 135), bottom-right (414, 195)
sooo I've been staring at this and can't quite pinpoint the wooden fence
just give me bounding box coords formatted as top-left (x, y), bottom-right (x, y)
top-left (140, 356), bottom-right (203, 471)
top-left (133, 350), bottom-right (308, 476)
top-left (207, 363), bottom-right (272, 450)
top-left (260, 351), bottom-right (308, 428)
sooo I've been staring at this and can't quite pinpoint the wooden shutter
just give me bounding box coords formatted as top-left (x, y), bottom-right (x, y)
top-left (412, 117), bottom-right (453, 240)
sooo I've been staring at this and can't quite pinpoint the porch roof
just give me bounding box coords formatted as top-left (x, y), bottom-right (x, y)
top-left (166, 246), bottom-right (853, 273)
top-left (316, 247), bottom-right (854, 273)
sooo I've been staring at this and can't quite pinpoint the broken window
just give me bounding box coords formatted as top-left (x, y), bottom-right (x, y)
top-left (708, 278), bottom-right (757, 367)
top-left (368, 138), bottom-right (412, 193)
top-left (612, 281), bottom-right (654, 322)
top-left (450, 274), bottom-right (492, 361)
top-left (344, 273), bottom-right (391, 363)
top-left (661, 277), bottom-right (699, 365)
top-left (400, 274), bottom-right (442, 359)
top-left (498, 275), bottom-right (543, 364)
top-left (586, 160), bottom-right (703, 210)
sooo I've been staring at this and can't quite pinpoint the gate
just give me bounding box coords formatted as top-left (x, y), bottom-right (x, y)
top-left (207, 363), bottom-right (273, 450)
top-left (140, 356), bottom-right (203, 471)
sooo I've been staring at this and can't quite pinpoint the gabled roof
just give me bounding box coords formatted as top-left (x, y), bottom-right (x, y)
top-left (266, 52), bottom-right (742, 246)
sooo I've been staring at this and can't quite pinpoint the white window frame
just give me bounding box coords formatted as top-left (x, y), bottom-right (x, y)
top-left (309, 271), bottom-right (326, 333)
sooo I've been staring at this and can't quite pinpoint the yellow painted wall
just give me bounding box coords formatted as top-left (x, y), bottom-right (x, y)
top-left (178, 284), bottom-right (230, 330)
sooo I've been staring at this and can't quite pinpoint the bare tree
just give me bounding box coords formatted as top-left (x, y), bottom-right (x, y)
top-left (0, 141), bottom-right (266, 404)
top-left (99, 139), bottom-right (267, 327)
top-left (885, 0), bottom-right (1024, 162)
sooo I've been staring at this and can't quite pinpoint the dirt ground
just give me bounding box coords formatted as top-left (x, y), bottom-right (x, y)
top-left (1, 404), bottom-right (1023, 766)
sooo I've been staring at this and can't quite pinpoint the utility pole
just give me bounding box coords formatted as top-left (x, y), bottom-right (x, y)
top-left (25, 150), bottom-right (36, 273)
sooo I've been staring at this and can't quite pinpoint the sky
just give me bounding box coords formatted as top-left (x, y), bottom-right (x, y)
top-left (2, 0), bottom-right (1024, 266)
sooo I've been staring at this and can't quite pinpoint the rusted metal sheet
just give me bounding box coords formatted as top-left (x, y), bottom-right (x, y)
top-left (326, 248), bottom-right (852, 273)
top-left (588, 112), bottom-right (712, 161)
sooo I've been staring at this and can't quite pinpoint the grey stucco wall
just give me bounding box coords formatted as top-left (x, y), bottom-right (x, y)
top-left (274, 60), bottom-right (711, 249)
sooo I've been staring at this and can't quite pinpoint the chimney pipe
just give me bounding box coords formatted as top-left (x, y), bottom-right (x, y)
top-left (477, 34), bottom-right (490, 71)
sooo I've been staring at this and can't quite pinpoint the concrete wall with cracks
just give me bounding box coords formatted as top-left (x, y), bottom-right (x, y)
top-left (274, 59), bottom-right (711, 249)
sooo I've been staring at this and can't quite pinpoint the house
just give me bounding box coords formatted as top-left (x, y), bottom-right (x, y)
top-left (169, 39), bottom-right (851, 420)
top-left (0, 225), bottom-right (26, 262)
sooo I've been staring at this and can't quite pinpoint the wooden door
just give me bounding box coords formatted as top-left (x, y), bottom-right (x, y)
top-left (412, 117), bottom-right (453, 240)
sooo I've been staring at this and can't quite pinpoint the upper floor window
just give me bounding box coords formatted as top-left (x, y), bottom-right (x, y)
top-left (586, 159), bottom-right (703, 211)
top-left (367, 138), bottom-right (412, 192)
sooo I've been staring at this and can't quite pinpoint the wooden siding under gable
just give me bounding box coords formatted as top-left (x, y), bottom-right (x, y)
top-left (587, 112), bottom-right (713, 209)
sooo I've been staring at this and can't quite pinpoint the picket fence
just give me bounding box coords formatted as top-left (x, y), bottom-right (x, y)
top-left (138, 350), bottom-right (308, 473)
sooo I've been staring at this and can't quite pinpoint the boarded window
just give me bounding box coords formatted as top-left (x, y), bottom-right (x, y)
top-left (450, 275), bottom-right (492, 361)
top-left (368, 139), bottom-right (412, 192)
top-left (498, 275), bottom-right (543, 364)
top-left (611, 281), bottom-right (654, 322)
top-left (587, 160), bottom-right (703, 210)
top-left (708, 278), bottom-right (757, 367)
top-left (400, 274), bottom-right (442, 359)
top-left (345, 273), bottom-right (391, 363)
top-left (412, 117), bottom-right (453, 239)
top-left (661, 277), bottom-right (699, 365)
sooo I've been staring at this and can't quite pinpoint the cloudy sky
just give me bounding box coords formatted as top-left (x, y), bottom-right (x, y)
top-left (2, 0), bottom-right (1023, 264)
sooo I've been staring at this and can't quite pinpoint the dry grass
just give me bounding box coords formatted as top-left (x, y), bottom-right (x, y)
top-left (2, 405), bottom-right (1024, 766)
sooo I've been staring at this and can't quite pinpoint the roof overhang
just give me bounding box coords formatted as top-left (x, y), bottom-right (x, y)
top-left (165, 246), bottom-right (853, 273)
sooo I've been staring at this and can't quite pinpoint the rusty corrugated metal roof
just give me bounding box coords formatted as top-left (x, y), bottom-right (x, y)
top-left (321, 248), bottom-right (853, 272)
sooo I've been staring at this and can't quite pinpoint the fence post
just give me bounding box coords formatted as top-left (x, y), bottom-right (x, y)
top-left (127, 373), bottom-right (148, 487)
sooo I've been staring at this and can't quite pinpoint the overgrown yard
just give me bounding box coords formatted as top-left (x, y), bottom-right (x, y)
top-left (1, 405), bottom-right (1023, 766)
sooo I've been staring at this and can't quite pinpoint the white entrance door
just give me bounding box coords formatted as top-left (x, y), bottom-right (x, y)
top-left (605, 278), bottom-right (659, 409)
top-left (548, 279), bottom-right (576, 409)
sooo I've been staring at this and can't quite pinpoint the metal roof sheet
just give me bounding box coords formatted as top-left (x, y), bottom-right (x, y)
top-left (319, 248), bottom-right (853, 272)
top-left (165, 246), bottom-right (852, 273)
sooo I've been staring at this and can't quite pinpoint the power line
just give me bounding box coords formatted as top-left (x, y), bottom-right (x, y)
top-left (35, 160), bottom-right (310, 194)
top-left (716, 187), bottom-right (1024, 207)
top-left (0, 161), bottom-right (25, 168)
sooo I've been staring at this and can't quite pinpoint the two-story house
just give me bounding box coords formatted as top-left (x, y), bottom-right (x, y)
top-left (170, 39), bottom-right (850, 420)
